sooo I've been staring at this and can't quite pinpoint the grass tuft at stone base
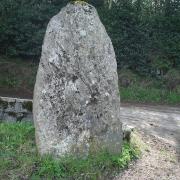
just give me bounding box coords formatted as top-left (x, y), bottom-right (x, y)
top-left (0, 123), bottom-right (140, 179)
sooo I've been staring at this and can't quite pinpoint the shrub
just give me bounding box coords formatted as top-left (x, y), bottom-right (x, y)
top-left (164, 69), bottom-right (180, 90)
top-left (118, 69), bottom-right (138, 87)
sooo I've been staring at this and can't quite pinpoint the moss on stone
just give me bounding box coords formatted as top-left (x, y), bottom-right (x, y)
top-left (71, 0), bottom-right (88, 5)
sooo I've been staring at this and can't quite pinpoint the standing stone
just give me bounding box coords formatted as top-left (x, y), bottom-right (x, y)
top-left (33, 2), bottom-right (122, 157)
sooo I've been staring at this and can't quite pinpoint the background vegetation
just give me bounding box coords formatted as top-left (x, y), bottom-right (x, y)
top-left (0, 0), bottom-right (179, 104)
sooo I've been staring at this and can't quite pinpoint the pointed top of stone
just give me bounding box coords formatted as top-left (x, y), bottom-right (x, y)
top-left (61, 1), bottom-right (95, 14)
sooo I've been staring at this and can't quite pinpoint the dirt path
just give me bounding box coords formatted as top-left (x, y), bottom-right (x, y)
top-left (114, 133), bottom-right (180, 180)
top-left (115, 104), bottom-right (180, 180)
top-left (121, 103), bottom-right (180, 150)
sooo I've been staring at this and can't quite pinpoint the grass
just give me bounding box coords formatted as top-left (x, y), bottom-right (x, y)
top-left (0, 123), bottom-right (140, 180)
top-left (120, 86), bottom-right (180, 105)
top-left (119, 69), bottom-right (180, 105)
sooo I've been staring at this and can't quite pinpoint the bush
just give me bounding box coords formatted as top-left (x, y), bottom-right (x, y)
top-left (164, 69), bottom-right (180, 90)
top-left (118, 69), bottom-right (138, 87)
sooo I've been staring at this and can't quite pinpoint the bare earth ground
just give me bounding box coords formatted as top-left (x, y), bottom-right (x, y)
top-left (121, 103), bottom-right (180, 151)
top-left (115, 133), bottom-right (180, 180)
top-left (115, 104), bottom-right (180, 180)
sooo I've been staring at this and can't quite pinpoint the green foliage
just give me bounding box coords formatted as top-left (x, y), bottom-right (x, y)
top-left (0, 56), bottom-right (37, 91)
top-left (164, 69), bottom-right (180, 90)
top-left (0, 123), bottom-right (139, 179)
top-left (0, 76), bottom-right (19, 88)
top-left (99, 0), bottom-right (180, 76)
top-left (118, 69), bottom-right (138, 87)
top-left (120, 84), bottom-right (180, 105)
top-left (0, 0), bottom-right (179, 76)
top-left (0, 0), bottom-right (69, 57)
top-left (99, 1), bottom-right (151, 74)
top-left (119, 69), bottom-right (180, 105)
top-left (116, 56), bottom-right (180, 104)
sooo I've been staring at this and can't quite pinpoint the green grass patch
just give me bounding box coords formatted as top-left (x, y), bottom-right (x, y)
top-left (118, 69), bottom-right (180, 105)
top-left (120, 86), bottom-right (180, 105)
top-left (0, 123), bottom-right (140, 179)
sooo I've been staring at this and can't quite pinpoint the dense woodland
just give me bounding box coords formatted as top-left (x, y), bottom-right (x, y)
top-left (1, 0), bottom-right (180, 75)
top-left (0, 0), bottom-right (180, 103)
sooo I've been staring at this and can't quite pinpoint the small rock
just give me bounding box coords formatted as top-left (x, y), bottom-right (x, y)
top-left (122, 124), bottom-right (134, 141)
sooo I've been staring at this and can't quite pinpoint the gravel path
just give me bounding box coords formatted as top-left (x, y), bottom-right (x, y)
top-left (120, 103), bottom-right (180, 153)
top-left (115, 133), bottom-right (180, 180)
top-left (115, 104), bottom-right (180, 180)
